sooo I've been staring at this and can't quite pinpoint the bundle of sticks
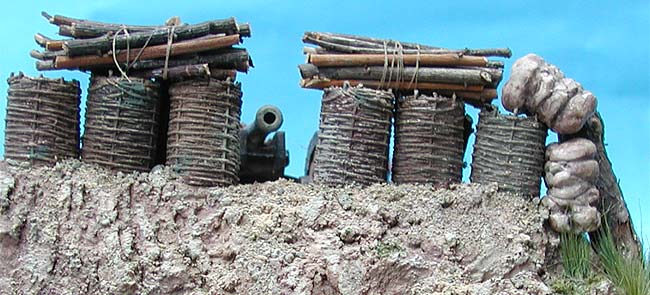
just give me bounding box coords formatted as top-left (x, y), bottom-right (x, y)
top-left (31, 12), bottom-right (252, 80)
top-left (299, 32), bottom-right (510, 106)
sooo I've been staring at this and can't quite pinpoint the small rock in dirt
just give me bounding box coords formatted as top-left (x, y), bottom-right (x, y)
top-left (339, 226), bottom-right (361, 243)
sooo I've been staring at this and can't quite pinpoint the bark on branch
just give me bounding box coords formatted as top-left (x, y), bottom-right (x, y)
top-left (300, 78), bottom-right (484, 92)
top-left (42, 11), bottom-right (250, 39)
top-left (62, 19), bottom-right (243, 56)
top-left (128, 64), bottom-right (236, 81)
top-left (30, 49), bottom-right (65, 61)
top-left (36, 48), bottom-right (251, 72)
top-left (34, 33), bottom-right (65, 51)
top-left (307, 53), bottom-right (489, 67)
top-left (303, 32), bottom-right (512, 57)
top-left (303, 32), bottom-right (441, 50)
top-left (298, 64), bottom-right (502, 87)
top-left (43, 34), bottom-right (240, 70)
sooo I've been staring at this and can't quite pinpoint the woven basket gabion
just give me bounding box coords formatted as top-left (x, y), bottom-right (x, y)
top-left (392, 92), bottom-right (466, 185)
top-left (4, 73), bottom-right (80, 166)
top-left (166, 77), bottom-right (242, 187)
top-left (470, 107), bottom-right (548, 197)
top-left (312, 84), bottom-right (393, 187)
top-left (82, 75), bottom-right (161, 173)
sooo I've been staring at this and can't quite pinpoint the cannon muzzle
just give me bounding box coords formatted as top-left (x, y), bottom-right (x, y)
top-left (239, 105), bottom-right (289, 183)
top-left (245, 105), bottom-right (283, 147)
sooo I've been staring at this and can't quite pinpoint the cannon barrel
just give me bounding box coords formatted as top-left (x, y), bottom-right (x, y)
top-left (245, 105), bottom-right (283, 147)
top-left (239, 105), bottom-right (289, 184)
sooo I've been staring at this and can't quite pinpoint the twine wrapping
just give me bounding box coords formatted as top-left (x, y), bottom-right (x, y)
top-left (378, 40), bottom-right (419, 90)
top-left (312, 83), bottom-right (393, 187)
top-left (166, 77), bottom-right (242, 187)
top-left (82, 75), bottom-right (161, 172)
top-left (4, 73), bottom-right (81, 166)
top-left (470, 107), bottom-right (548, 197)
top-left (392, 92), bottom-right (466, 184)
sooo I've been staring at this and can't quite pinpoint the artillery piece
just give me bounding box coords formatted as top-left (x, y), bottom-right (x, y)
top-left (239, 105), bottom-right (289, 183)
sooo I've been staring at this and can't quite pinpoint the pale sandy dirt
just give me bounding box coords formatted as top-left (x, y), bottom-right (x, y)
top-left (0, 159), bottom-right (570, 294)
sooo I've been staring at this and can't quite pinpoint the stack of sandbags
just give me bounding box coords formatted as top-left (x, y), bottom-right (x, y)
top-left (31, 12), bottom-right (252, 80)
top-left (299, 32), bottom-right (510, 106)
top-left (502, 54), bottom-right (596, 134)
top-left (543, 138), bottom-right (601, 233)
top-left (501, 54), bottom-right (605, 233)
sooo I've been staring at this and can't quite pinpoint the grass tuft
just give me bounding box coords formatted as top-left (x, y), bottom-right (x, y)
top-left (559, 232), bottom-right (592, 279)
top-left (594, 224), bottom-right (650, 295)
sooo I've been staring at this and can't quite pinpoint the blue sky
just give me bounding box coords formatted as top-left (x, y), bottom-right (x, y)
top-left (1, 1), bottom-right (648, 242)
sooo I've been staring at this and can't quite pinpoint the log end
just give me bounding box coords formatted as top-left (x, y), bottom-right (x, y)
top-left (34, 33), bottom-right (50, 47)
top-left (298, 64), bottom-right (319, 79)
top-left (41, 11), bottom-right (53, 23)
top-left (29, 50), bottom-right (45, 60)
top-left (238, 23), bottom-right (251, 38)
top-left (35, 60), bottom-right (55, 71)
top-left (58, 25), bottom-right (74, 38)
top-left (504, 48), bottom-right (513, 58)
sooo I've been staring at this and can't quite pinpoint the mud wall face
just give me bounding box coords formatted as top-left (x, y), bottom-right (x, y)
top-left (0, 160), bottom-right (559, 294)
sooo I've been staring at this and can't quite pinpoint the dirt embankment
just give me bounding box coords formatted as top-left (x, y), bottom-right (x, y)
top-left (0, 160), bottom-right (561, 294)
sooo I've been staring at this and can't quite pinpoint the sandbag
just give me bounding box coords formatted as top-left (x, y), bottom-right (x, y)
top-left (525, 65), bottom-right (560, 113)
top-left (571, 206), bottom-right (601, 233)
top-left (501, 54), bottom-right (597, 135)
top-left (539, 78), bottom-right (581, 126)
top-left (546, 138), bottom-right (597, 162)
top-left (553, 91), bottom-right (597, 134)
top-left (543, 138), bottom-right (601, 233)
top-left (501, 54), bottom-right (545, 113)
top-left (545, 160), bottom-right (599, 185)
top-left (548, 181), bottom-right (592, 200)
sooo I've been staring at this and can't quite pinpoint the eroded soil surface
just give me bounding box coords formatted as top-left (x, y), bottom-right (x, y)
top-left (0, 160), bottom-right (563, 294)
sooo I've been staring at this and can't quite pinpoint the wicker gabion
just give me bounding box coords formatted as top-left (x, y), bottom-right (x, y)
top-left (4, 73), bottom-right (80, 166)
top-left (82, 75), bottom-right (161, 172)
top-left (166, 77), bottom-right (242, 187)
top-left (392, 92), bottom-right (466, 184)
top-left (471, 107), bottom-right (548, 197)
top-left (312, 83), bottom-right (393, 186)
